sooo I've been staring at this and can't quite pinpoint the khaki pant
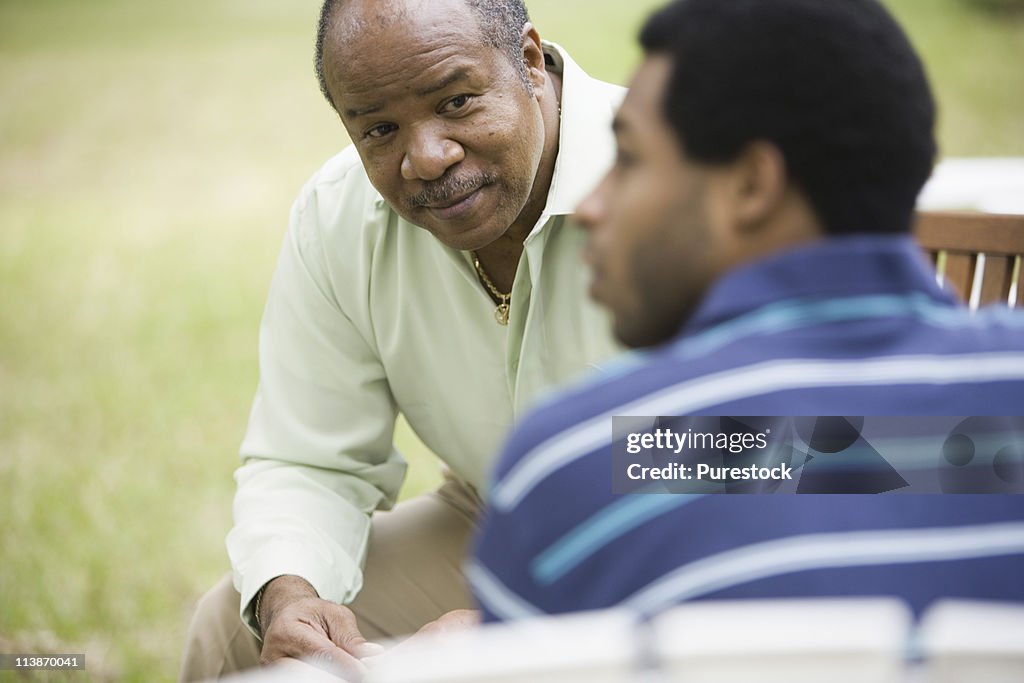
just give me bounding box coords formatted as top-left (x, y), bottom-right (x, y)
top-left (179, 477), bottom-right (483, 682)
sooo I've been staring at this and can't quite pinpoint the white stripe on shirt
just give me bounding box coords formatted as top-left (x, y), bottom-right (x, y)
top-left (623, 521), bottom-right (1024, 616)
top-left (492, 353), bottom-right (1024, 511)
top-left (465, 560), bottom-right (545, 621)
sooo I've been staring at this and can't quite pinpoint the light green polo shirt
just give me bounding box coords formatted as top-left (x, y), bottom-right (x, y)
top-left (227, 43), bottom-right (624, 631)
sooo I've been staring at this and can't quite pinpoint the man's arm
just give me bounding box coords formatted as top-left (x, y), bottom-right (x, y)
top-left (227, 171), bottom-right (406, 664)
top-left (255, 575), bottom-right (384, 679)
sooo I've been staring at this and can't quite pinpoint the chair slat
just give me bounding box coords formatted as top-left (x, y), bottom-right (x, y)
top-left (941, 252), bottom-right (975, 303)
top-left (1011, 256), bottom-right (1022, 307)
top-left (980, 255), bottom-right (1012, 305)
top-left (915, 211), bottom-right (1024, 308)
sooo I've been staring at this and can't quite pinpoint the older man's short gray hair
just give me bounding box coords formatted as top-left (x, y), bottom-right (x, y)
top-left (314, 0), bottom-right (532, 111)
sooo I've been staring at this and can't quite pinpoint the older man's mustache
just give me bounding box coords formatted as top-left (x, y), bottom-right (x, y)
top-left (409, 171), bottom-right (497, 209)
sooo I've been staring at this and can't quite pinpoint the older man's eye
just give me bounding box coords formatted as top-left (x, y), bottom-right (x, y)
top-left (440, 94), bottom-right (474, 114)
top-left (366, 123), bottom-right (397, 139)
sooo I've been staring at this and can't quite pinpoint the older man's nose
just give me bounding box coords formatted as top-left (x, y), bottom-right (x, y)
top-left (401, 130), bottom-right (465, 181)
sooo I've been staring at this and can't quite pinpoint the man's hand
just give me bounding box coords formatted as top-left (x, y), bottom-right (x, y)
top-left (258, 575), bottom-right (384, 680)
top-left (407, 609), bottom-right (481, 639)
top-left (364, 608), bottom-right (482, 666)
top-left (361, 609), bottom-right (481, 679)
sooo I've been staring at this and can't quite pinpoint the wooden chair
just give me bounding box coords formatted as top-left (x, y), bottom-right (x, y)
top-left (914, 211), bottom-right (1024, 309)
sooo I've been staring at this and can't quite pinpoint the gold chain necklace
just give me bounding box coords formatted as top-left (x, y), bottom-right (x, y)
top-left (472, 252), bottom-right (511, 326)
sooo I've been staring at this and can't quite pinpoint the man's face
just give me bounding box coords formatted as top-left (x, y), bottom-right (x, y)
top-left (576, 55), bottom-right (720, 349)
top-left (322, 0), bottom-right (547, 251)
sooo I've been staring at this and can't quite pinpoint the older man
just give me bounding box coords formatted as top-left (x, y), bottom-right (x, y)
top-left (471, 0), bottom-right (1024, 621)
top-left (180, 0), bottom-right (622, 679)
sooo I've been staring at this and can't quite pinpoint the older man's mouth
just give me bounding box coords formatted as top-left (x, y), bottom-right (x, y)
top-left (425, 186), bottom-right (485, 221)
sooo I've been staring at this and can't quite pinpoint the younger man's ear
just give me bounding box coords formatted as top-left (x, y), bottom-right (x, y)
top-left (728, 140), bottom-right (788, 232)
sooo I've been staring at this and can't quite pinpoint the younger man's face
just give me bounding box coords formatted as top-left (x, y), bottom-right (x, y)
top-left (575, 55), bottom-right (721, 349)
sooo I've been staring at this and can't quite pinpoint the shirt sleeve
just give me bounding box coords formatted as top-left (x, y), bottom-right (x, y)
top-left (226, 179), bottom-right (407, 636)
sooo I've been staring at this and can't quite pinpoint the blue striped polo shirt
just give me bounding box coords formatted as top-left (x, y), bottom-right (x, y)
top-left (469, 235), bottom-right (1024, 622)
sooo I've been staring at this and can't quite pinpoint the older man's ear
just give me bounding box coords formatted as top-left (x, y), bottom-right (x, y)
top-left (520, 23), bottom-right (549, 95)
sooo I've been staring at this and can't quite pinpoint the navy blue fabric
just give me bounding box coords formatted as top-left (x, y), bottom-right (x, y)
top-left (471, 236), bottom-right (1024, 622)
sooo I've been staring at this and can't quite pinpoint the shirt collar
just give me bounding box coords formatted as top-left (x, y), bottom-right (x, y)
top-left (540, 41), bottom-right (624, 217)
top-left (681, 235), bottom-right (959, 337)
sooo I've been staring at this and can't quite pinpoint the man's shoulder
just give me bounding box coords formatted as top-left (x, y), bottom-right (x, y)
top-left (968, 305), bottom-right (1024, 342)
top-left (285, 145), bottom-right (401, 264)
top-left (295, 145), bottom-right (380, 213)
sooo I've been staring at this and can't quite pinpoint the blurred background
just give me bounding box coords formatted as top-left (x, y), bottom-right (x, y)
top-left (1, 0), bottom-right (1022, 679)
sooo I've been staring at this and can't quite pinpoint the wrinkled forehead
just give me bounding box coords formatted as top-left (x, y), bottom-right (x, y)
top-left (326, 0), bottom-right (483, 59)
top-left (322, 0), bottom-right (500, 105)
top-left (330, 0), bottom-right (412, 38)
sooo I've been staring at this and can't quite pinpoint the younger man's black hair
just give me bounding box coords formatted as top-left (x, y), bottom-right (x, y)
top-left (640, 0), bottom-right (937, 235)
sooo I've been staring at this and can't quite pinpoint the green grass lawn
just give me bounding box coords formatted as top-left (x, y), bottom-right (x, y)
top-left (1, 0), bottom-right (1022, 680)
